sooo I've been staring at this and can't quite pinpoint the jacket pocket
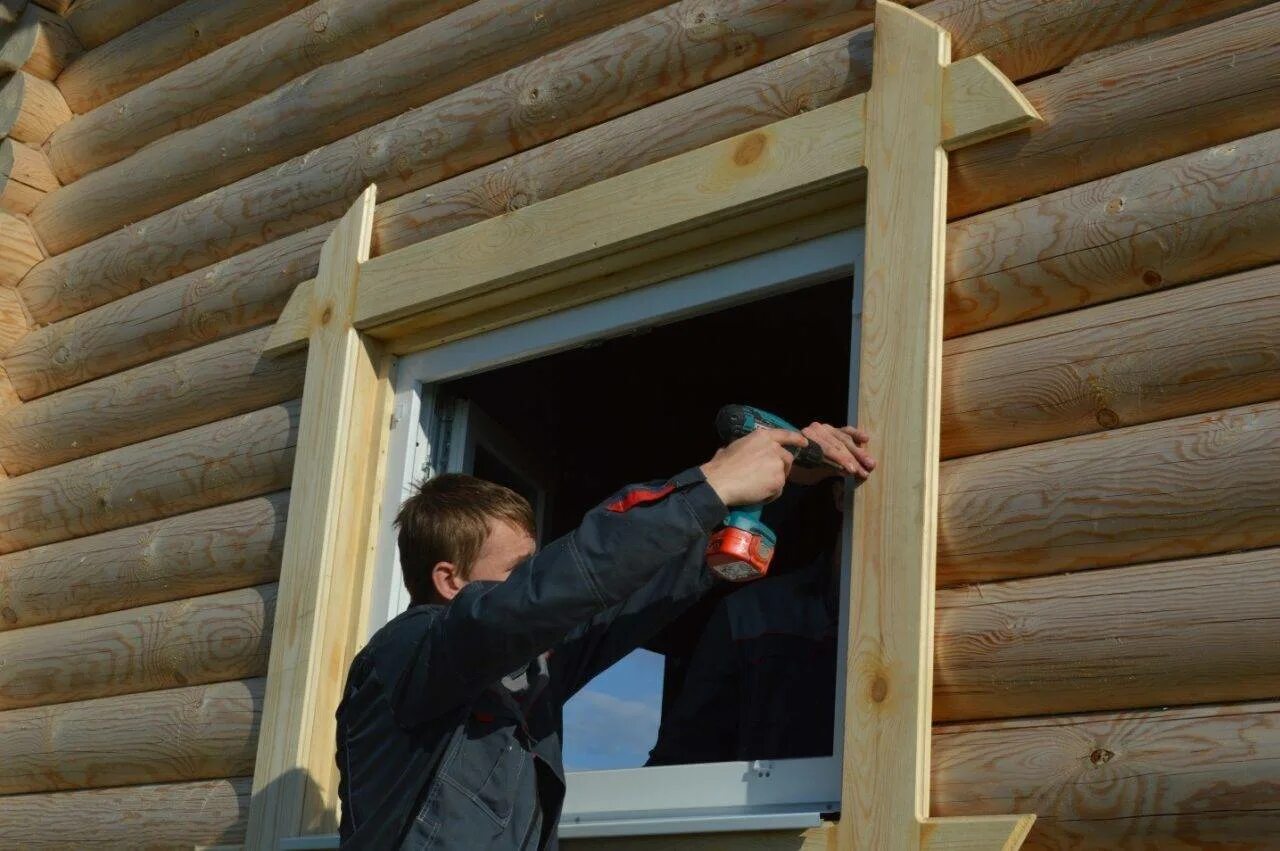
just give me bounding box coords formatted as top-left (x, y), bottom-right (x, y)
top-left (438, 718), bottom-right (528, 828)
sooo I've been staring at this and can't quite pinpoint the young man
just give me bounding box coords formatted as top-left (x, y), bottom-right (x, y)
top-left (336, 424), bottom-right (871, 849)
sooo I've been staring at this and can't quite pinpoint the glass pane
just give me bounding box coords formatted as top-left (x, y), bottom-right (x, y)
top-left (563, 649), bottom-right (664, 771)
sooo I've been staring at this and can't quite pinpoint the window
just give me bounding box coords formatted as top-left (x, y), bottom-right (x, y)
top-left (367, 227), bottom-right (864, 837)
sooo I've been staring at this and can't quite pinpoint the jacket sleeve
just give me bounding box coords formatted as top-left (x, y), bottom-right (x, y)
top-left (390, 466), bottom-right (726, 726)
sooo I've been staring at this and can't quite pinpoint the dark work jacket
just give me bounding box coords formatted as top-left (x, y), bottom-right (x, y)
top-left (646, 553), bottom-right (839, 765)
top-left (336, 467), bottom-right (726, 849)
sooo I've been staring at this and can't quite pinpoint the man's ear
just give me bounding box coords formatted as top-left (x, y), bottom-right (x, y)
top-left (431, 561), bottom-right (465, 601)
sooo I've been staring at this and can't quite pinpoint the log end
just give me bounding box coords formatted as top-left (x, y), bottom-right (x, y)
top-left (0, 136), bottom-right (58, 214)
top-left (0, 69), bottom-right (70, 144)
top-left (0, 209), bottom-right (43, 287)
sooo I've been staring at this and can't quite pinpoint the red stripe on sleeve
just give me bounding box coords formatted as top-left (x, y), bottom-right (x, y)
top-left (606, 483), bottom-right (676, 513)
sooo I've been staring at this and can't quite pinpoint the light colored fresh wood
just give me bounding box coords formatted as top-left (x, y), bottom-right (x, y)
top-left (0, 399), bottom-right (297, 555)
top-left (0, 3), bottom-right (79, 79)
top-left (0, 284), bottom-right (31, 353)
top-left (0, 582), bottom-right (274, 710)
top-left (935, 548), bottom-right (1280, 721)
top-left (949, 2), bottom-right (1280, 217)
top-left (0, 68), bottom-right (69, 144)
top-left (0, 677), bottom-right (260, 794)
top-left (941, 264), bottom-right (1280, 458)
top-left (922, 816), bottom-right (1036, 851)
top-left (563, 825), bottom-right (833, 850)
top-left (0, 491), bottom-right (285, 630)
top-left (841, 5), bottom-right (951, 848)
top-left (933, 702), bottom-right (1280, 847)
top-left (0, 325), bottom-right (304, 473)
top-left (945, 128), bottom-right (1280, 337)
top-left (55, 0), bottom-right (311, 113)
top-left (18, 0), bottom-right (1264, 330)
top-left (48, 0), bottom-right (477, 180)
top-left (247, 187), bottom-right (387, 844)
top-left (269, 97), bottom-right (870, 355)
top-left (0, 776), bottom-right (252, 847)
top-left (65, 0), bottom-right (184, 49)
top-left (940, 55), bottom-right (1037, 150)
top-left (0, 137), bottom-right (58, 214)
top-left (0, 208), bottom-right (42, 286)
top-left (938, 400), bottom-right (1280, 585)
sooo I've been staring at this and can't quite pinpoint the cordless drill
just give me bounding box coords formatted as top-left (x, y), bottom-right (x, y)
top-left (705, 404), bottom-right (831, 582)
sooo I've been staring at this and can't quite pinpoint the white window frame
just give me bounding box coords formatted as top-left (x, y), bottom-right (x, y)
top-left (366, 227), bottom-right (865, 837)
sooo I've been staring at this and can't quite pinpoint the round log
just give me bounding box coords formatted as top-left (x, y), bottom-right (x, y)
top-left (0, 3), bottom-right (80, 80)
top-left (0, 69), bottom-right (69, 145)
top-left (0, 491), bottom-right (286, 630)
top-left (0, 136), bottom-right (58, 214)
top-left (0, 208), bottom-right (42, 287)
top-left (65, 0), bottom-right (184, 49)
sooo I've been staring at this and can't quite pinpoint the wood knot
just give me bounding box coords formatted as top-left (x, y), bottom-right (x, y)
top-left (1105, 196), bottom-right (1125, 214)
top-left (310, 11), bottom-right (329, 32)
top-left (319, 305), bottom-right (334, 325)
top-left (52, 344), bottom-right (72, 366)
top-left (1095, 407), bottom-right (1120, 429)
top-left (734, 133), bottom-right (767, 167)
top-left (1141, 269), bottom-right (1163, 288)
top-left (870, 675), bottom-right (888, 703)
top-left (1, 606), bottom-right (17, 625)
top-left (1089, 747), bottom-right (1115, 765)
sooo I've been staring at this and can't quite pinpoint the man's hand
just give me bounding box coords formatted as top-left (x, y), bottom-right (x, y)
top-left (701, 428), bottom-right (807, 507)
top-left (789, 422), bottom-right (875, 485)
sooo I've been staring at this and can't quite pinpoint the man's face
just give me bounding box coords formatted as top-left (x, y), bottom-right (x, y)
top-left (465, 518), bottom-right (537, 585)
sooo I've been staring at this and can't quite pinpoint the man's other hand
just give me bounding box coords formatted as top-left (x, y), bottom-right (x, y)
top-left (701, 428), bottom-right (807, 507)
top-left (789, 423), bottom-right (875, 485)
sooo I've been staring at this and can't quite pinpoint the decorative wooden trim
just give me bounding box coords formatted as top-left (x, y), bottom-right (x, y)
top-left (257, 3), bottom-right (1038, 847)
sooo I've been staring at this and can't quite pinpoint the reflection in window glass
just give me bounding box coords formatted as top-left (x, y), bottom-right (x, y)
top-left (563, 649), bottom-right (664, 771)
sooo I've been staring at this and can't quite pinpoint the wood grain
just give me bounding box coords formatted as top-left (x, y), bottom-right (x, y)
top-left (0, 583), bottom-right (274, 710)
top-left (27, 0), bottom-right (68, 16)
top-left (0, 208), bottom-right (43, 287)
top-left (0, 69), bottom-right (69, 144)
top-left (938, 400), bottom-right (1280, 585)
top-left (48, 0), bottom-right (483, 180)
top-left (944, 128), bottom-right (1280, 338)
top-left (0, 326), bottom-right (304, 473)
top-left (0, 491), bottom-right (286, 630)
top-left (0, 400), bottom-right (297, 555)
top-left (0, 677), bottom-right (261, 794)
top-left (0, 286), bottom-right (31, 355)
top-left (949, 3), bottom-right (1280, 218)
top-left (0, 136), bottom-right (58, 214)
top-left (0, 3), bottom-right (80, 80)
top-left (64, 0), bottom-right (183, 49)
top-left (941, 264), bottom-right (1280, 458)
top-left (20, 0), bottom-right (1267, 329)
top-left (935, 548), bottom-right (1280, 721)
top-left (55, 0), bottom-right (311, 113)
top-left (0, 776), bottom-right (252, 847)
top-left (933, 702), bottom-right (1280, 848)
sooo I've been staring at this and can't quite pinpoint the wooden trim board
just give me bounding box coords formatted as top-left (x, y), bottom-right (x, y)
top-left (254, 3), bottom-right (1039, 847)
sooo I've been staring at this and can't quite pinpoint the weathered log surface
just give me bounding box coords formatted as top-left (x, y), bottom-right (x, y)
top-left (0, 3), bottom-right (79, 80)
top-left (0, 0), bottom-right (27, 27)
top-left (934, 702), bottom-right (1280, 848)
top-left (0, 69), bottom-right (69, 145)
top-left (945, 128), bottom-right (1280, 338)
top-left (0, 492), bottom-right (286, 630)
top-left (0, 583), bottom-right (274, 711)
top-left (0, 326), bottom-right (304, 472)
top-left (0, 400), bottom-right (297, 555)
top-left (27, 0), bottom-right (68, 16)
top-left (935, 548), bottom-right (1280, 722)
top-left (55, 0), bottom-right (311, 113)
top-left (47, 0), bottom-right (479, 181)
top-left (937, 400), bottom-right (1280, 585)
top-left (22, 0), bottom-right (1273, 327)
top-left (949, 3), bottom-right (1280, 218)
top-left (0, 137), bottom-right (58, 214)
top-left (941, 264), bottom-right (1280, 458)
top-left (65, 0), bottom-right (184, 49)
top-left (0, 677), bottom-right (261, 794)
top-left (0, 208), bottom-right (42, 287)
top-left (0, 776), bottom-right (252, 847)
top-left (33, 0), bottom-right (877, 256)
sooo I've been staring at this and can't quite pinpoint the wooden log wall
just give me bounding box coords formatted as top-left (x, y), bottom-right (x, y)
top-left (0, 0), bottom-right (1274, 845)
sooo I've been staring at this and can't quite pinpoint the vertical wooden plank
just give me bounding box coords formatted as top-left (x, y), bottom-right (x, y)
top-left (246, 185), bottom-right (385, 846)
top-left (840, 3), bottom-right (950, 849)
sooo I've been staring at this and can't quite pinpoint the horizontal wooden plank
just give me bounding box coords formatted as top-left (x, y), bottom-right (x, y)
top-left (0, 400), bottom-right (297, 555)
top-left (64, 0), bottom-right (184, 48)
top-left (944, 127), bottom-right (1280, 337)
top-left (949, 3), bottom-right (1280, 218)
top-left (44, 0), bottom-right (675, 244)
top-left (934, 702), bottom-right (1280, 848)
top-left (935, 548), bottom-right (1280, 721)
top-left (0, 3), bottom-right (79, 80)
top-left (0, 677), bottom-right (260, 794)
top-left (0, 326), bottom-right (304, 473)
top-left (0, 136), bottom-right (58, 215)
top-left (0, 583), bottom-right (274, 710)
top-left (937, 400), bottom-right (1280, 585)
top-left (0, 776), bottom-right (251, 847)
top-left (0, 68), bottom-right (69, 144)
top-left (49, 0), bottom-right (476, 177)
top-left (941, 264), bottom-right (1280, 458)
top-left (0, 491), bottom-right (286, 630)
top-left (55, 0), bottom-right (310, 113)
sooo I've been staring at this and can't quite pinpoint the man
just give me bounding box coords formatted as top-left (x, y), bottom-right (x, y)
top-left (336, 423), bottom-right (872, 849)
